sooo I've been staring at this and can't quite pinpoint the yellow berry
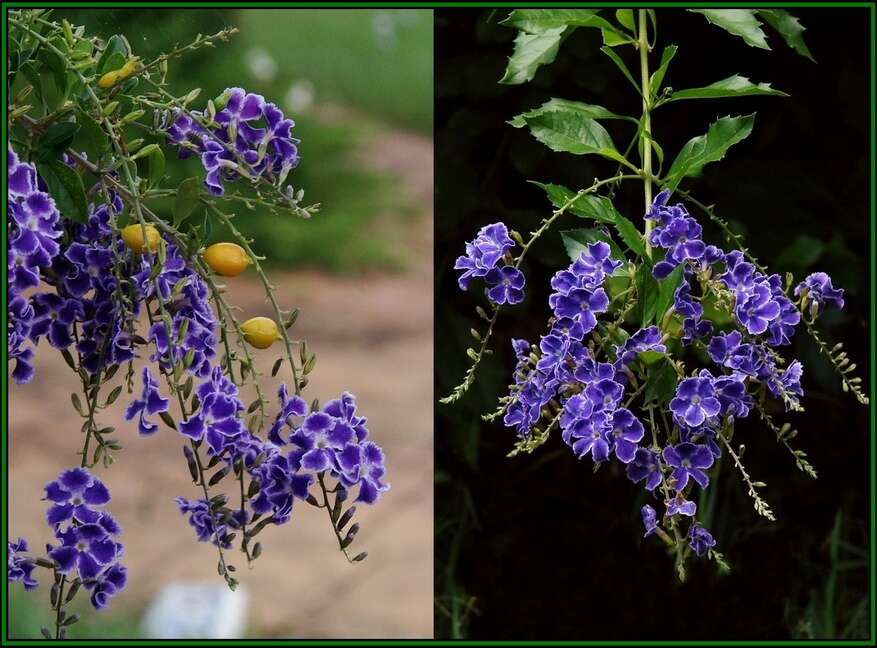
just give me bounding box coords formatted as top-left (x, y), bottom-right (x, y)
top-left (98, 58), bottom-right (140, 89)
top-left (240, 317), bottom-right (281, 349)
top-left (120, 224), bottom-right (161, 253)
top-left (203, 242), bottom-right (251, 277)
top-left (98, 70), bottom-right (120, 89)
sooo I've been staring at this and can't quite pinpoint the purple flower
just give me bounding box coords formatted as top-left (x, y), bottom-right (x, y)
top-left (707, 330), bottom-right (743, 366)
top-left (766, 294), bottom-right (801, 347)
top-left (688, 523), bottom-right (717, 556)
top-left (267, 383), bottom-right (308, 446)
top-left (795, 272), bottom-right (845, 314)
top-left (336, 441), bottom-right (391, 504)
top-left (641, 504), bottom-right (658, 537)
top-left (608, 408), bottom-right (644, 463)
top-left (666, 497), bottom-right (696, 517)
top-left (560, 395), bottom-right (612, 462)
top-left (613, 326), bottom-right (666, 367)
top-left (28, 293), bottom-right (82, 349)
top-left (552, 287), bottom-right (609, 332)
top-left (249, 448), bottom-right (315, 524)
top-left (569, 242), bottom-right (621, 288)
top-left (735, 281), bottom-right (781, 335)
top-left (670, 376), bottom-right (721, 428)
top-left (291, 411), bottom-right (354, 472)
top-left (180, 366), bottom-right (245, 453)
top-left (662, 442), bottom-right (714, 491)
top-left (585, 378), bottom-right (624, 412)
top-left (124, 367), bottom-right (169, 436)
top-left (44, 468), bottom-right (111, 527)
top-left (454, 222), bottom-right (515, 290)
top-left (485, 265), bottom-right (525, 305)
top-left (713, 373), bottom-right (752, 419)
top-left (626, 448), bottom-right (663, 491)
top-left (176, 497), bottom-right (233, 548)
top-left (767, 360), bottom-right (804, 410)
top-left (7, 538), bottom-right (38, 590)
top-left (49, 523), bottom-right (122, 580)
top-left (86, 563), bottom-right (128, 610)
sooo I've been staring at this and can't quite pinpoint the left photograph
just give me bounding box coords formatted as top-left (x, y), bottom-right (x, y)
top-left (5, 8), bottom-right (433, 640)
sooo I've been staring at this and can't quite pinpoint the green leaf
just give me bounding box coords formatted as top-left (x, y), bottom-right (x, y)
top-left (561, 228), bottom-right (624, 263)
top-left (35, 160), bottom-right (88, 223)
top-left (667, 74), bottom-right (787, 102)
top-left (663, 113), bottom-right (755, 192)
top-left (649, 45), bottom-right (678, 99)
top-left (612, 213), bottom-right (645, 259)
top-left (37, 121), bottom-right (80, 160)
top-left (615, 9), bottom-right (636, 32)
top-left (537, 182), bottom-right (642, 257)
top-left (600, 46), bottom-right (641, 95)
top-left (71, 113), bottom-right (108, 160)
top-left (173, 177), bottom-right (201, 226)
top-left (533, 182), bottom-right (618, 223)
top-left (637, 350), bottom-right (665, 366)
top-left (517, 109), bottom-right (625, 165)
top-left (501, 9), bottom-right (619, 35)
top-left (500, 27), bottom-right (566, 85)
top-left (96, 34), bottom-right (130, 74)
top-left (689, 9), bottom-right (770, 50)
top-left (145, 145), bottom-right (165, 190)
top-left (602, 28), bottom-right (634, 47)
top-left (634, 262), bottom-right (658, 326)
top-left (644, 360), bottom-right (678, 404)
top-left (509, 98), bottom-right (635, 128)
top-left (654, 264), bottom-right (684, 325)
top-left (758, 9), bottom-right (815, 61)
top-left (775, 234), bottom-right (824, 272)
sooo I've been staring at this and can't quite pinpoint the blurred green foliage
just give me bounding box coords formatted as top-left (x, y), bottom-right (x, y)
top-left (9, 588), bottom-right (142, 639)
top-left (54, 8), bottom-right (432, 272)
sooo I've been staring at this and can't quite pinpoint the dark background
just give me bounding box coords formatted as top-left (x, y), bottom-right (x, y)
top-left (434, 8), bottom-right (871, 640)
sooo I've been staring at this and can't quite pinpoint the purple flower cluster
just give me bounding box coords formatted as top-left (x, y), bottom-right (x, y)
top-left (454, 222), bottom-right (525, 305)
top-left (8, 538), bottom-right (38, 590)
top-left (795, 272), bottom-right (845, 316)
top-left (7, 149), bottom-right (64, 384)
top-left (166, 87), bottom-right (300, 195)
top-left (41, 468), bottom-right (127, 610)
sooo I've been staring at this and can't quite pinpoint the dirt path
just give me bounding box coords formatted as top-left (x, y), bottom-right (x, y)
top-left (8, 130), bottom-right (433, 638)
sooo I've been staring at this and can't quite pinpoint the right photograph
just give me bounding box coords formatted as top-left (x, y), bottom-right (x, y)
top-left (435, 8), bottom-right (870, 642)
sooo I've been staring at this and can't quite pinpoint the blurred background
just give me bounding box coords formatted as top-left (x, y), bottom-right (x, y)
top-left (435, 8), bottom-right (870, 640)
top-left (9, 8), bottom-right (432, 639)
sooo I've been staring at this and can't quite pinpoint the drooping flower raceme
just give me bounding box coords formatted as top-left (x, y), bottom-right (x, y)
top-left (166, 87), bottom-right (300, 196)
top-left (454, 222), bottom-right (524, 305)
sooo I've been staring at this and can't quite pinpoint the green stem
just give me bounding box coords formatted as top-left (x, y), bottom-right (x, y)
top-left (638, 9), bottom-right (654, 255)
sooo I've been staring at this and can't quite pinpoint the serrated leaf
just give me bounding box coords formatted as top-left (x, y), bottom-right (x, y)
top-left (501, 9), bottom-right (619, 35)
top-left (758, 9), bottom-right (815, 61)
top-left (654, 264), bottom-right (684, 323)
top-left (509, 98), bottom-right (634, 128)
top-left (612, 213), bottom-right (645, 258)
top-left (500, 27), bottom-right (566, 85)
top-left (173, 177), bottom-right (201, 226)
top-left (532, 182), bottom-right (618, 223)
top-left (667, 74), bottom-right (787, 102)
top-left (518, 109), bottom-right (623, 164)
top-left (35, 160), bottom-right (88, 223)
top-left (689, 9), bottom-right (770, 50)
top-left (663, 114), bottom-right (755, 192)
top-left (561, 228), bottom-right (624, 263)
top-left (650, 45), bottom-right (678, 99)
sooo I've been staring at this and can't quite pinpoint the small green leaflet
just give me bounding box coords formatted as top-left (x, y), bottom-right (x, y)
top-left (536, 182), bottom-right (645, 258)
top-left (509, 98), bottom-right (635, 128)
top-left (649, 45), bottom-right (678, 99)
top-left (634, 263), bottom-right (658, 326)
top-left (516, 109), bottom-right (629, 168)
top-left (662, 113), bottom-right (755, 193)
top-left (173, 177), bottom-right (202, 226)
top-left (758, 9), bottom-right (815, 61)
top-left (666, 75), bottom-right (787, 102)
top-left (688, 9), bottom-right (770, 50)
top-left (500, 27), bottom-right (565, 85)
top-left (96, 34), bottom-right (130, 74)
top-left (500, 9), bottom-right (623, 37)
top-left (644, 360), bottom-right (678, 405)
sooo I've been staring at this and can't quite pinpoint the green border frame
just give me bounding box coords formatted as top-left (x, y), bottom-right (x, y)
top-left (1, 1), bottom-right (874, 645)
